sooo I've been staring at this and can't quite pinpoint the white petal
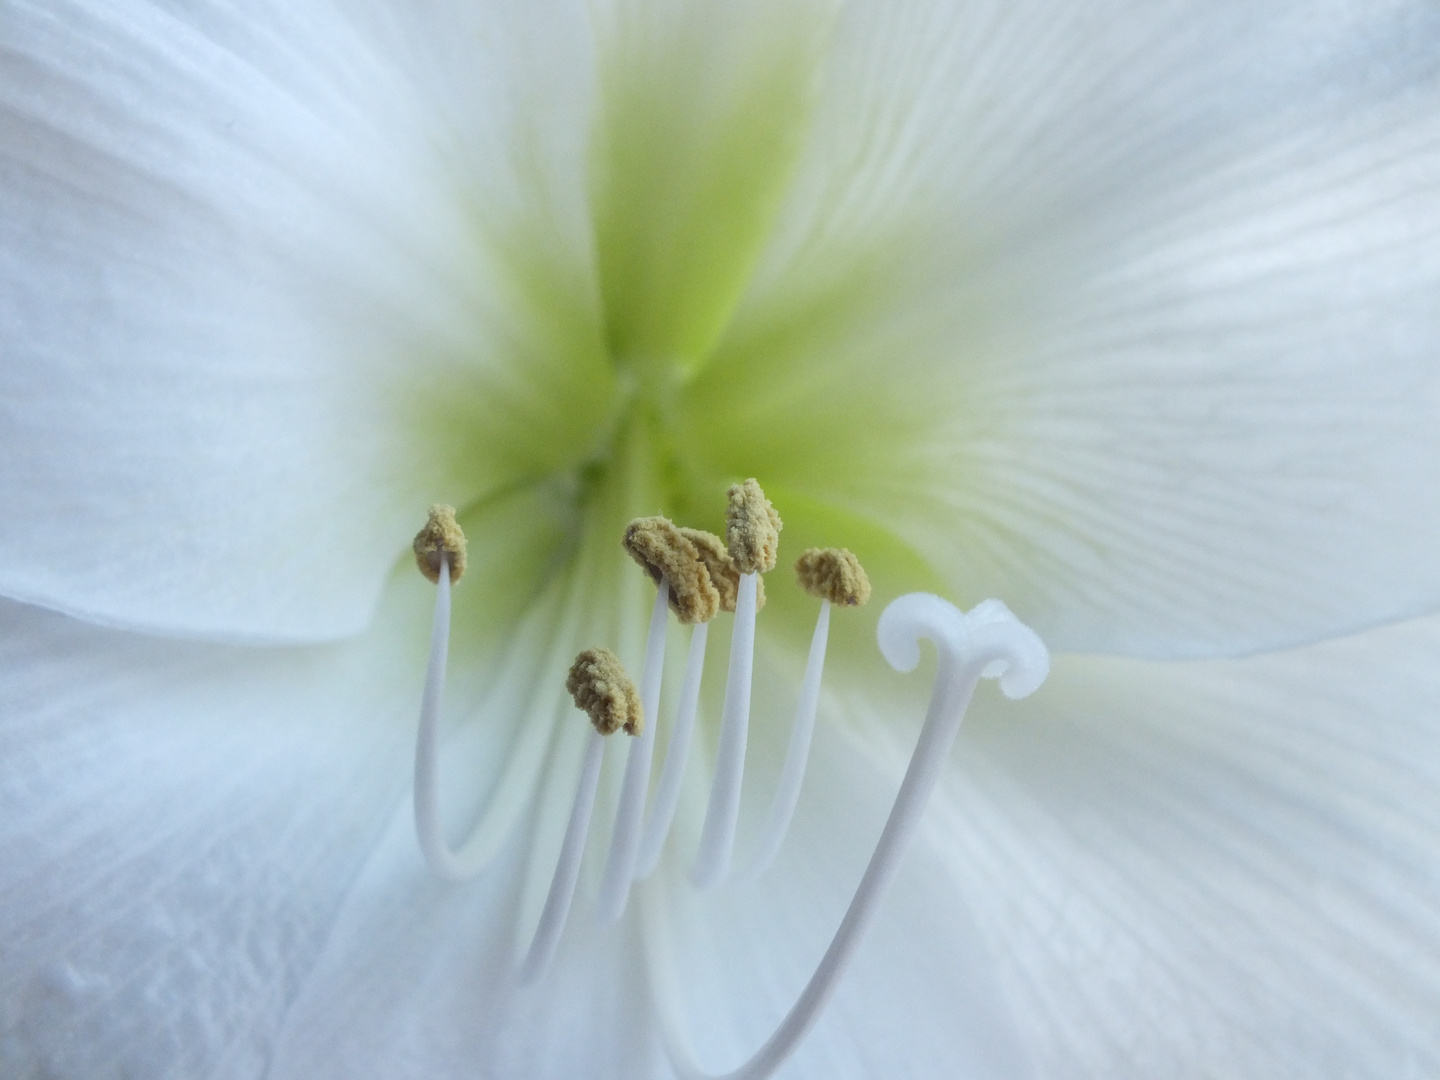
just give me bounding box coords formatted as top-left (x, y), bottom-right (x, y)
top-left (265, 710), bottom-right (1029, 1079)
top-left (655, 722), bottom-right (1032, 1080)
top-left (0, 582), bottom-right (429, 1078)
top-left (0, 0), bottom-right (612, 641)
top-left (930, 610), bottom-right (1440, 1077)
top-left (678, 0), bottom-right (1440, 656)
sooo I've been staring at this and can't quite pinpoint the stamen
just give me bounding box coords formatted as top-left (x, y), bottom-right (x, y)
top-left (414, 507), bottom-right (584, 882)
top-left (519, 647), bottom-right (643, 983)
top-left (691, 569), bottom-right (758, 889)
top-left (734, 549), bottom-right (870, 880)
top-left (624, 516), bottom-right (721, 625)
top-left (632, 531), bottom-right (749, 875)
top-left (646, 593), bottom-right (1049, 1080)
top-left (635, 619), bottom-right (709, 878)
top-left (737, 549), bottom-right (871, 882)
top-left (597, 578), bottom-right (671, 920)
top-left (413, 547), bottom-right (462, 878)
top-left (635, 529), bottom-right (760, 878)
top-left (691, 480), bottom-right (782, 888)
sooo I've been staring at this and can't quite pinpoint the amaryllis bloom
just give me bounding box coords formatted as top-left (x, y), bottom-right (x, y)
top-left (3, 0), bottom-right (1440, 1077)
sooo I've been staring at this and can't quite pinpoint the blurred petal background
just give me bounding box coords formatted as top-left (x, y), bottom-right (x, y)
top-left (2, 0), bottom-right (1439, 1077)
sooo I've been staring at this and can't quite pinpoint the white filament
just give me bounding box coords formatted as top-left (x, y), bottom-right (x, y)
top-left (636, 619), bottom-right (710, 879)
top-left (736, 599), bottom-right (830, 884)
top-left (692, 571), bottom-right (758, 889)
top-left (518, 727), bottom-right (607, 984)
top-left (413, 553), bottom-right (456, 877)
top-left (597, 579), bottom-right (671, 921)
top-left (648, 593), bottom-right (1049, 1080)
top-left (413, 553), bottom-right (574, 881)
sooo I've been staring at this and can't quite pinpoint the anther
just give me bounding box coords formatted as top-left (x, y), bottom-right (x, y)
top-left (413, 503), bottom-right (467, 583)
top-left (566, 647), bottom-right (644, 736)
top-left (624, 516), bottom-right (721, 624)
top-left (725, 479), bottom-right (781, 575)
top-left (679, 527), bottom-right (765, 613)
top-left (795, 548), bottom-right (871, 607)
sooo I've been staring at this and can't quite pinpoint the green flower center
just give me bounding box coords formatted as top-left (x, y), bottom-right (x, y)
top-left (400, 5), bottom-right (950, 660)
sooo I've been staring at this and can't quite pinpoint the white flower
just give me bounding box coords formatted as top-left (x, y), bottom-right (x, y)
top-left (3, 1), bottom-right (1440, 1078)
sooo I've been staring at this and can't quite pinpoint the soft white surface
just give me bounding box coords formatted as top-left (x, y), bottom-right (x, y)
top-left (932, 611), bottom-right (1440, 1078)
top-left (0, 0), bottom-right (603, 641)
top-left (6, 582), bottom-right (1439, 1078)
top-left (2, 1), bottom-right (1440, 1078)
top-left (264, 697), bottom-right (1034, 1080)
top-left (0, 587), bottom-right (424, 1078)
top-left (683, 0), bottom-right (1440, 658)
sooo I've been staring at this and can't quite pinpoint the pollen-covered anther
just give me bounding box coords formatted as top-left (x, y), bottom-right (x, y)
top-left (725, 478), bottom-right (782, 574)
top-left (566, 647), bottom-right (644, 736)
top-left (413, 504), bottom-right (467, 583)
top-left (679, 527), bottom-right (766, 613)
top-left (795, 547), bottom-right (871, 606)
top-left (623, 516), bottom-right (721, 624)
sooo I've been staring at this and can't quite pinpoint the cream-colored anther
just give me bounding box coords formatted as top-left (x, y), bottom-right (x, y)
top-left (567, 647), bottom-right (644, 736)
top-left (624, 516), bottom-right (721, 624)
top-left (725, 479), bottom-right (781, 574)
top-left (795, 548), bottom-right (871, 606)
top-left (413, 504), bottom-right (467, 583)
top-left (679, 527), bottom-right (765, 613)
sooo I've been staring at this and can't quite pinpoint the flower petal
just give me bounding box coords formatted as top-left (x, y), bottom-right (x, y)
top-left (0, 0), bottom-right (613, 641)
top-left (0, 583), bottom-right (431, 1078)
top-left (653, 720), bottom-right (1032, 1080)
top-left (678, 0), bottom-right (1440, 657)
top-left (932, 610), bottom-right (1440, 1077)
top-left (264, 709), bottom-right (1030, 1079)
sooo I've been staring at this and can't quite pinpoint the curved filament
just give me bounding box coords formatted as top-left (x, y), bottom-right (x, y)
top-left (736, 599), bottom-right (830, 883)
top-left (692, 571), bottom-right (758, 888)
top-left (597, 579), bottom-right (672, 920)
top-left (636, 619), bottom-right (710, 878)
top-left (518, 727), bottom-right (608, 984)
top-left (413, 554), bottom-right (578, 881)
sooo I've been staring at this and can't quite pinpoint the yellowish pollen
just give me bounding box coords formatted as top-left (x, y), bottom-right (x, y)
top-left (679, 527), bottom-right (766, 613)
top-left (413, 504), bottom-right (467, 584)
top-left (795, 547), bottom-right (871, 606)
top-left (623, 516), bottom-right (721, 624)
top-left (725, 478), bottom-right (782, 575)
top-left (566, 647), bottom-right (643, 736)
